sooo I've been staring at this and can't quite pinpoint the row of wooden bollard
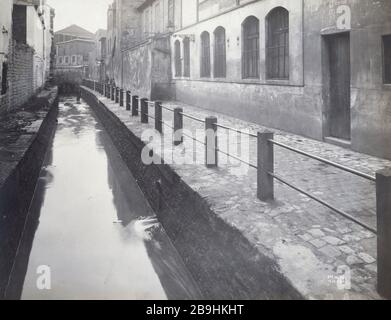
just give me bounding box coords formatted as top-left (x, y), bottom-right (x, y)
top-left (87, 81), bottom-right (391, 300)
top-left (100, 83), bottom-right (220, 169)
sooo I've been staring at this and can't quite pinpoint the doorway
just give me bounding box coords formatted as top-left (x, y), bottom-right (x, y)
top-left (324, 32), bottom-right (351, 141)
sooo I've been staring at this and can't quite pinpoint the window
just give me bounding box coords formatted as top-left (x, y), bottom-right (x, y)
top-left (64, 56), bottom-right (69, 64)
top-left (168, 0), bottom-right (174, 28)
top-left (266, 7), bottom-right (289, 80)
top-left (384, 35), bottom-right (391, 84)
top-left (242, 16), bottom-right (259, 79)
top-left (175, 40), bottom-right (182, 77)
top-left (72, 55), bottom-right (76, 64)
top-left (200, 31), bottom-right (211, 77)
top-left (183, 37), bottom-right (190, 77)
top-left (214, 27), bottom-right (226, 78)
top-left (1, 62), bottom-right (8, 95)
top-left (58, 56), bottom-right (63, 64)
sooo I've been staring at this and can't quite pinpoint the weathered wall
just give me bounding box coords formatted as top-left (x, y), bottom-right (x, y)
top-left (304, 0), bottom-right (391, 158)
top-left (151, 36), bottom-right (173, 100)
top-left (54, 67), bottom-right (84, 85)
top-left (349, 1), bottom-right (391, 159)
top-left (173, 0), bottom-right (314, 136)
top-left (106, 0), bottom-right (143, 85)
top-left (26, 5), bottom-right (46, 91)
top-left (122, 41), bottom-right (152, 98)
top-left (171, 0), bottom-right (391, 160)
top-left (9, 42), bottom-right (35, 112)
top-left (120, 35), bottom-right (173, 100)
top-left (56, 40), bottom-right (95, 66)
top-left (0, 0), bottom-right (13, 114)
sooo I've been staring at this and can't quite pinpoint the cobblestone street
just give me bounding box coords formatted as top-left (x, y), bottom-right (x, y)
top-left (92, 89), bottom-right (391, 300)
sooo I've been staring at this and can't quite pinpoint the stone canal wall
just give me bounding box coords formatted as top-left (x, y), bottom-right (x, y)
top-left (81, 87), bottom-right (303, 300)
top-left (0, 86), bottom-right (59, 299)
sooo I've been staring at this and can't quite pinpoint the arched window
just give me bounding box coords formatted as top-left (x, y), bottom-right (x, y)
top-left (266, 7), bottom-right (289, 80)
top-left (200, 31), bottom-right (211, 77)
top-left (214, 27), bottom-right (226, 78)
top-left (183, 37), bottom-right (190, 77)
top-left (242, 16), bottom-right (259, 79)
top-left (174, 40), bottom-right (182, 77)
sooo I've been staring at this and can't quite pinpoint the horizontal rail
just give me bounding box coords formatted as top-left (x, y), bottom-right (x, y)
top-left (269, 170), bottom-right (377, 234)
top-left (162, 105), bottom-right (174, 112)
top-left (182, 131), bottom-right (206, 146)
top-left (269, 139), bottom-right (376, 182)
top-left (180, 112), bottom-right (205, 124)
top-left (217, 123), bottom-right (258, 138)
top-left (217, 148), bottom-right (258, 169)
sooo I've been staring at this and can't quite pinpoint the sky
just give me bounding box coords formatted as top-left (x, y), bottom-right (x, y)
top-left (47, 0), bottom-right (112, 33)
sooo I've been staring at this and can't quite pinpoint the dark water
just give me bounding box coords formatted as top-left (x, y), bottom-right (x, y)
top-left (6, 97), bottom-right (201, 300)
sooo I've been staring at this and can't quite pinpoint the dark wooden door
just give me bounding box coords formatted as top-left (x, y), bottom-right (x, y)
top-left (328, 33), bottom-right (351, 140)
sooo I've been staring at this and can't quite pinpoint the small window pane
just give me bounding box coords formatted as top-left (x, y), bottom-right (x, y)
top-left (242, 16), bottom-right (259, 79)
top-left (266, 7), bottom-right (289, 80)
top-left (201, 32), bottom-right (211, 77)
top-left (183, 38), bottom-right (190, 77)
top-left (214, 27), bottom-right (226, 78)
top-left (175, 40), bottom-right (182, 77)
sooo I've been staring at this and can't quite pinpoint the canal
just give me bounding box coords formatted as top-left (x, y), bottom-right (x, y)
top-left (6, 96), bottom-right (202, 300)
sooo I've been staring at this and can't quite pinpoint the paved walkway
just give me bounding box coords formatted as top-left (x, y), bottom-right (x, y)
top-left (92, 88), bottom-right (391, 300)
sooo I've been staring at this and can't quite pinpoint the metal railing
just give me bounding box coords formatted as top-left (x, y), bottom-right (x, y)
top-left (82, 80), bottom-right (391, 299)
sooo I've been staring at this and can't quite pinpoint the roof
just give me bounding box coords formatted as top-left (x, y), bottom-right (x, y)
top-left (56, 39), bottom-right (95, 46)
top-left (55, 24), bottom-right (94, 39)
top-left (95, 29), bottom-right (107, 39)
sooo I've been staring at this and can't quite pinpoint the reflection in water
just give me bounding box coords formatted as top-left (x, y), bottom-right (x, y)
top-left (7, 97), bottom-right (201, 300)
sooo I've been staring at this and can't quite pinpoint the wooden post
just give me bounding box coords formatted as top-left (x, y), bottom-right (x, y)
top-left (205, 117), bottom-right (218, 168)
top-left (126, 91), bottom-right (131, 111)
top-left (132, 95), bottom-right (139, 116)
top-left (111, 86), bottom-right (115, 101)
top-left (120, 89), bottom-right (124, 107)
top-left (155, 101), bottom-right (163, 134)
top-left (174, 108), bottom-right (183, 146)
top-left (257, 131), bottom-right (274, 201)
top-left (140, 98), bottom-right (148, 123)
top-left (115, 87), bottom-right (119, 103)
top-left (377, 168), bottom-right (391, 299)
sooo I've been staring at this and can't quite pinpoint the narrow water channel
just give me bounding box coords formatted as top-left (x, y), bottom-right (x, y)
top-left (7, 96), bottom-right (201, 300)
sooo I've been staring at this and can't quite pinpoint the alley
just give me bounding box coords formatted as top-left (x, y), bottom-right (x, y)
top-left (5, 97), bottom-right (201, 300)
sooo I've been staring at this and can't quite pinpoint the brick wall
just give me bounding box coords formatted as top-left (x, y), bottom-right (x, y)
top-left (0, 92), bottom-right (10, 114)
top-left (9, 41), bottom-right (34, 111)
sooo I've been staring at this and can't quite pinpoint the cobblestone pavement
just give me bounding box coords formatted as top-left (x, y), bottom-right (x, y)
top-left (92, 90), bottom-right (391, 300)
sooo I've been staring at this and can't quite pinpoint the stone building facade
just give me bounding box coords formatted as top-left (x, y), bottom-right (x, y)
top-left (54, 25), bottom-right (96, 84)
top-left (104, 0), bottom-right (391, 160)
top-left (0, 0), bottom-right (55, 115)
top-left (104, 0), bottom-right (173, 99)
top-left (88, 29), bottom-right (107, 83)
top-left (54, 24), bottom-right (94, 45)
